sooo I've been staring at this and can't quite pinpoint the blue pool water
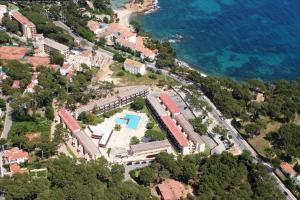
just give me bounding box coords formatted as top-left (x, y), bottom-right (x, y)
top-left (115, 118), bottom-right (128, 125)
top-left (134, 0), bottom-right (300, 81)
top-left (115, 114), bottom-right (141, 129)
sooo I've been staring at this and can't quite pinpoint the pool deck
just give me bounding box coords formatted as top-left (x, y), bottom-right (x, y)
top-left (85, 109), bottom-right (148, 161)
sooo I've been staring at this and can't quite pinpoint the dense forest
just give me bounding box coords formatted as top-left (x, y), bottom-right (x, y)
top-left (172, 67), bottom-right (300, 164)
top-left (0, 152), bottom-right (285, 200)
top-left (130, 152), bottom-right (285, 200)
top-left (0, 155), bottom-right (155, 200)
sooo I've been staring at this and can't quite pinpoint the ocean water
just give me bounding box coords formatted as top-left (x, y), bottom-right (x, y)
top-left (135, 0), bottom-right (300, 81)
top-left (111, 0), bottom-right (129, 9)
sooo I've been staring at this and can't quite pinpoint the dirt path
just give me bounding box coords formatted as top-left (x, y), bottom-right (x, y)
top-left (95, 59), bottom-right (120, 84)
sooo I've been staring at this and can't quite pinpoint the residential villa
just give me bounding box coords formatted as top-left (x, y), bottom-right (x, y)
top-left (60, 63), bottom-right (75, 76)
top-left (10, 11), bottom-right (36, 39)
top-left (156, 179), bottom-right (190, 200)
top-left (124, 58), bottom-right (146, 75)
top-left (3, 147), bottom-right (29, 164)
top-left (280, 162), bottom-right (297, 177)
top-left (25, 72), bottom-right (39, 93)
top-left (11, 80), bottom-right (20, 89)
top-left (4, 164), bottom-right (28, 176)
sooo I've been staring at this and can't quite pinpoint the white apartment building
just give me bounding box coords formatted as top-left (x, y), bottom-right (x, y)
top-left (0, 5), bottom-right (7, 23)
top-left (44, 37), bottom-right (69, 57)
top-left (124, 58), bottom-right (146, 75)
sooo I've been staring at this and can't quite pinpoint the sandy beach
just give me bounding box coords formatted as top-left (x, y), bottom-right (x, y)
top-left (114, 0), bottom-right (156, 27)
top-left (113, 0), bottom-right (208, 78)
top-left (114, 9), bottom-right (133, 27)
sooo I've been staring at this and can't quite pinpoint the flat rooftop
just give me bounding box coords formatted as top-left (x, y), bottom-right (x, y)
top-left (130, 139), bottom-right (171, 154)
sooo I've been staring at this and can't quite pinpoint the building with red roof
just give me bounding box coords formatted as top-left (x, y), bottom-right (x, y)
top-left (160, 93), bottom-right (181, 117)
top-left (156, 179), bottom-right (190, 200)
top-left (58, 108), bottom-right (81, 134)
top-left (161, 115), bottom-right (189, 155)
top-left (280, 162), bottom-right (297, 177)
top-left (10, 11), bottom-right (36, 39)
top-left (3, 147), bottom-right (29, 164)
top-left (58, 108), bottom-right (101, 160)
top-left (11, 80), bottom-right (21, 89)
top-left (8, 164), bottom-right (28, 176)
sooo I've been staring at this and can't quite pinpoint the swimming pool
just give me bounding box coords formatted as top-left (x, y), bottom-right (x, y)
top-left (125, 114), bottom-right (141, 129)
top-left (115, 114), bottom-right (141, 129)
top-left (115, 118), bottom-right (128, 125)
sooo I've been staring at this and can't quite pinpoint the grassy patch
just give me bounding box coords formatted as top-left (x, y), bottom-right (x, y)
top-left (248, 120), bottom-right (281, 157)
top-left (110, 63), bottom-right (178, 86)
top-left (64, 142), bottom-right (77, 159)
top-left (141, 105), bottom-right (165, 133)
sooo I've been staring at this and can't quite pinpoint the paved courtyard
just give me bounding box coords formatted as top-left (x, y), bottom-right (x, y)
top-left (84, 109), bottom-right (149, 161)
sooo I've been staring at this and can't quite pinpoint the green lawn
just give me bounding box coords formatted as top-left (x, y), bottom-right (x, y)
top-left (110, 63), bottom-right (179, 86)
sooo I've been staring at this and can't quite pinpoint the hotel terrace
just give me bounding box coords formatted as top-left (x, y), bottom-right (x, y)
top-left (146, 93), bottom-right (206, 155)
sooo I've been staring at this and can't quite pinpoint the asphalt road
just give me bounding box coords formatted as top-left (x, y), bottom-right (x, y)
top-left (1, 103), bottom-right (12, 139)
top-left (53, 21), bottom-right (113, 58)
top-left (124, 162), bottom-right (150, 180)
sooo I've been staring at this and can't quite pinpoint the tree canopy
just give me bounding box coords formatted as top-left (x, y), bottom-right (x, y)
top-left (131, 152), bottom-right (285, 200)
top-left (130, 97), bottom-right (145, 111)
top-left (0, 155), bottom-right (155, 200)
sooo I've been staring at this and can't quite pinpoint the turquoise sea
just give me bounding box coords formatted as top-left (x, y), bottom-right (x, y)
top-left (133, 0), bottom-right (300, 81)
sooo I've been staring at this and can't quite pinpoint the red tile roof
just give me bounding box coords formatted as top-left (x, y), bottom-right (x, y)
top-left (3, 147), bottom-right (29, 163)
top-left (66, 70), bottom-right (75, 79)
top-left (157, 179), bottom-right (189, 200)
top-left (280, 162), bottom-right (297, 176)
top-left (160, 93), bottom-right (181, 115)
top-left (9, 164), bottom-right (28, 175)
top-left (58, 108), bottom-right (81, 134)
top-left (11, 11), bottom-right (35, 27)
top-left (12, 80), bottom-right (20, 89)
top-left (161, 115), bottom-right (188, 147)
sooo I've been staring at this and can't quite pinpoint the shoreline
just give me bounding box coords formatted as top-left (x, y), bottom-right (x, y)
top-left (114, 0), bottom-right (157, 27)
top-left (113, 0), bottom-right (208, 77)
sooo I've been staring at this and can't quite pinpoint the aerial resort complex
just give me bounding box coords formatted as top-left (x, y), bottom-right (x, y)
top-left (0, 1), bottom-right (298, 200)
top-left (58, 86), bottom-right (210, 162)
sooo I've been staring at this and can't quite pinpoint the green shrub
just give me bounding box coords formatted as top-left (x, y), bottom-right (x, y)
top-left (116, 71), bottom-right (125, 76)
top-left (146, 122), bottom-right (154, 129)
